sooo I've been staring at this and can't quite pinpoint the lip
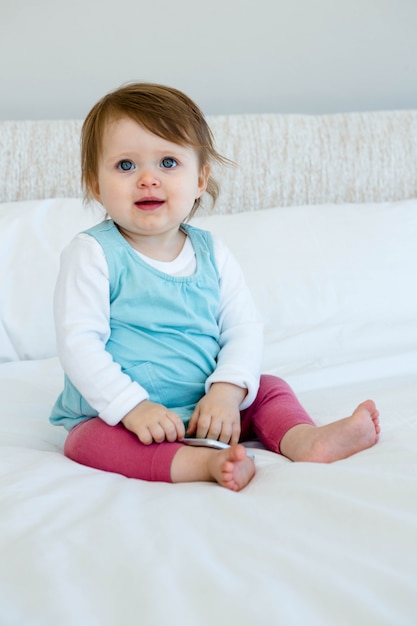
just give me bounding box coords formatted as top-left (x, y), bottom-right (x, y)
top-left (134, 197), bottom-right (165, 211)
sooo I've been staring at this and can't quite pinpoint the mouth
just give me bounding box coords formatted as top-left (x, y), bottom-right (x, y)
top-left (134, 197), bottom-right (165, 211)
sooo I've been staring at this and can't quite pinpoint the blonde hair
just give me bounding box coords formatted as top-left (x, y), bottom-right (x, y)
top-left (81, 82), bottom-right (230, 217)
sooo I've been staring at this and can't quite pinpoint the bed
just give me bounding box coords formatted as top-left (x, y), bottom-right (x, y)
top-left (1, 111), bottom-right (417, 626)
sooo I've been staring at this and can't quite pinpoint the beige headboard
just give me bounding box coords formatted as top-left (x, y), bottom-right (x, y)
top-left (1, 111), bottom-right (416, 213)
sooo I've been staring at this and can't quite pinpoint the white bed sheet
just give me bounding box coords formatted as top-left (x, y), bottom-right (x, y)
top-left (1, 357), bottom-right (417, 626)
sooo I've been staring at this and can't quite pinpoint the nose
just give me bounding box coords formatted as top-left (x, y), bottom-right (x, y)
top-left (136, 166), bottom-right (160, 188)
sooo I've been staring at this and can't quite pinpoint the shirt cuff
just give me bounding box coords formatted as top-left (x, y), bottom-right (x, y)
top-left (98, 382), bottom-right (149, 426)
top-left (205, 369), bottom-right (260, 410)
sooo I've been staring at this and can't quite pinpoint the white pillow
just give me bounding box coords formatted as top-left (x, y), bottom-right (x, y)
top-left (192, 199), bottom-right (417, 383)
top-left (0, 198), bottom-right (103, 361)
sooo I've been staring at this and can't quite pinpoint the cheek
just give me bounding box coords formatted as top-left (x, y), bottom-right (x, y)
top-left (184, 170), bottom-right (206, 198)
top-left (96, 177), bottom-right (125, 204)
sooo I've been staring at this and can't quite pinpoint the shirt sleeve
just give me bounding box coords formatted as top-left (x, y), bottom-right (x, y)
top-left (54, 233), bottom-right (149, 425)
top-left (205, 235), bottom-right (264, 409)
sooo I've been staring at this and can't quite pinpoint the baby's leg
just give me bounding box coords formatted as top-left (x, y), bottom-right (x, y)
top-left (240, 375), bottom-right (380, 463)
top-left (280, 400), bottom-right (380, 463)
top-left (64, 418), bottom-right (255, 490)
top-left (240, 374), bottom-right (316, 453)
top-left (170, 444), bottom-right (255, 491)
top-left (64, 418), bottom-right (181, 482)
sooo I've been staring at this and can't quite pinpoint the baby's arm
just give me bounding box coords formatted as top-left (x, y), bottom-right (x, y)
top-left (188, 237), bottom-right (264, 443)
top-left (55, 235), bottom-right (182, 443)
top-left (55, 234), bottom-right (148, 423)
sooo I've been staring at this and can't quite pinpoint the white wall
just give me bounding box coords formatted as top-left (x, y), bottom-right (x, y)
top-left (1, 0), bottom-right (416, 120)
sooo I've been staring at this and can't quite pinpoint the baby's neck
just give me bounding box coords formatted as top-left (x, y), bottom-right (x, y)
top-left (118, 226), bottom-right (187, 262)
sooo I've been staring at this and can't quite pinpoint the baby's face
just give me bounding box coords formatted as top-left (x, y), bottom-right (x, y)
top-left (93, 117), bottom-right (209, 250)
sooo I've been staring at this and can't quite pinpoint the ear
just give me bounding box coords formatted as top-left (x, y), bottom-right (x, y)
top-left (196, 165), bottom-right (210, 197)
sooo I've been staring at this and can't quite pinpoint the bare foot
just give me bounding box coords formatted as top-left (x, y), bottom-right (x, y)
top-left (208, 444), bottom-right (256, 491)
top-left (280, 400), bottom-right (380, 463)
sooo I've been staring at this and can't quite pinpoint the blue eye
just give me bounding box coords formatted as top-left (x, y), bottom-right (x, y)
top-left (160, 157), bottom-right (177, 169)
top-left (118, 160), bottom-right (135, 171)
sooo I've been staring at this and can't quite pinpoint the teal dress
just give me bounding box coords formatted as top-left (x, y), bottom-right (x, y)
top-left (50, 220), bottom-right (221, 430)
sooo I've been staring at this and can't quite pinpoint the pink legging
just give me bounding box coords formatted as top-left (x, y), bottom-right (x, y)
top-left (64, 375), bottom-right (315, 482)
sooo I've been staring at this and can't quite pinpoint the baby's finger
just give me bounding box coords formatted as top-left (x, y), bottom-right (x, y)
top-left (166, 411), bottom-right (186, 440)
top-left (196, 414), bottom-right (213, 439)
top-left (138, 426), bottom-right (155, 446)
top-left (186, 410), bottom-right (199, 435)
top-left (216, 422), bottom-right (233, 444)
top-left (229, 422), bottom-right (241, 446)
top-left (148, 422), bottom-right (167, 444)
top-left (206, 419), bottom-right (224, 442)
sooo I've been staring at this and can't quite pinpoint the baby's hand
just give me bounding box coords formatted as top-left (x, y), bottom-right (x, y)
top-left (187, 383), bottom-right (247, 445)
top-left (121, 400), bottom-right (185, 445)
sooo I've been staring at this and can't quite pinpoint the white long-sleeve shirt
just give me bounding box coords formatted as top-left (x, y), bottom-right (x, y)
top-left (54, 229), bottom-right (264, 425)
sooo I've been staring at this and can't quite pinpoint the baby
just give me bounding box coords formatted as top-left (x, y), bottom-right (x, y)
top-left (50, 83), bottom-right (380, 490)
